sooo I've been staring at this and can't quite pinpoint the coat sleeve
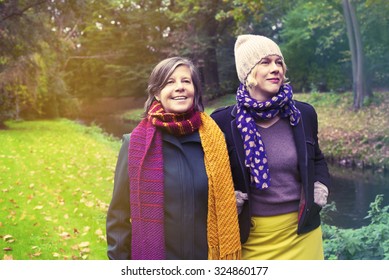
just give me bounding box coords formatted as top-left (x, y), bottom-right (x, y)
top-left (311, 107), bottom-right (331, 190)
top-left (106, 134), bottom-right (132, 260)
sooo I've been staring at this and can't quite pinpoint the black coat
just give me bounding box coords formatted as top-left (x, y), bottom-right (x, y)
top-left (210, 101), bottom-right (331, 243)
top-left (106, 131), bottom-right (208, 259)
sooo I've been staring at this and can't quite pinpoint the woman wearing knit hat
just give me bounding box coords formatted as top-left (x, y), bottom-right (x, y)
top-left (211, 35), bottom-right (331, 260)
top-left (106, 56), bottom-right (241, 260)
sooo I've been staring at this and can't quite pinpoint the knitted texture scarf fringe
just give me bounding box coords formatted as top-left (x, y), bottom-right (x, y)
top-left (128, 101), bottom-right (241, 260)
top-left (199, 113), bottom-right (241, 260)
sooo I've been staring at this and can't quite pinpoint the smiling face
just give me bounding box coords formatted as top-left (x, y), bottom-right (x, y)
top-left (248, 55), bottom-right (285, 101)
top-left (155, 65), bottom-right (195, 114)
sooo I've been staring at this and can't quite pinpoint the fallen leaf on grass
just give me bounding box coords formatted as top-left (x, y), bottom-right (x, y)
top-left (80, 248), bottom-right (90, 254)
top-left (95, 229), bottom-right (106, 241)
top-left (84, 201), bottom-right (94, 207)
top-left (59, 232), bottom-right (71, 239)
top-left (3, 254), bottom-right (13, 260)
top-left (3, 235), bottom-right (15, 243)
top-left (79, 241), bottom-right (90, 248)
top-left (31, 252), bottom-right (41, 257)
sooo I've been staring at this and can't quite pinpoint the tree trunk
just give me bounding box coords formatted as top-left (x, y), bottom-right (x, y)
top-left (342, 0), bottom-right (369, 109)
top-left (342, 0), bottom-right (357, 93)
top-left (200, 12), bottom-right (221, 100)
top-left (201, 45), bottom-right (221, 99)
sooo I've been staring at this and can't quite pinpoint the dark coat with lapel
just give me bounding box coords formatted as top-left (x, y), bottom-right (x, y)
top-left (210, 101), bottom-right (331, 243)
top-left (106, 131), bottom-right (208, 259)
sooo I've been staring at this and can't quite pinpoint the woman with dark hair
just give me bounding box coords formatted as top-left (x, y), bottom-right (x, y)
top-left (211, 35), bottom-right (331, 260)
top-left (106, 57), bottom-right (241, 260)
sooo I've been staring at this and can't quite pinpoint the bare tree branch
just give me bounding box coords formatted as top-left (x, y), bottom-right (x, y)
top-left (63, 51), bottom-right (127, 68)
top-left (0, 0), bottom-right (48, 23)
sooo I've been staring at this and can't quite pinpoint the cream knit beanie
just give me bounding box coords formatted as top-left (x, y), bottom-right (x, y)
top-left (234, 34), bottom-right (284, 84)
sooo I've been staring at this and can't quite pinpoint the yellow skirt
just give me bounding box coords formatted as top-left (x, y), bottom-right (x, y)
top-left (242, 212), bottom-right (324, 260)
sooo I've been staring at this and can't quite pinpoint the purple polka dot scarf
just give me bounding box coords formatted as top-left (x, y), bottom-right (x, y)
top-left (236, 83), bottom-right (301, 190)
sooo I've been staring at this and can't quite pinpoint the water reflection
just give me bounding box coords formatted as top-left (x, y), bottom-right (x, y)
top-left (76, 96), bottom-right (144, 139)
top-left (327, 165), bottom-right (389, 229)
top-left (78, 114), bottom-right (136, 139)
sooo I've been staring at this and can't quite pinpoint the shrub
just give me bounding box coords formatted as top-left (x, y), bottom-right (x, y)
top-left (323, 195), bottom-right (389, 259)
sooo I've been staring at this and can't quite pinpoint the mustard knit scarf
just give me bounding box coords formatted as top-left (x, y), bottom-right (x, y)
top-left (129, 102), bottom-right (241, 259)
top-left (199, 113), bottom-right (242, 260)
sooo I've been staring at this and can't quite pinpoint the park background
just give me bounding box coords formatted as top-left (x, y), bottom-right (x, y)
top-left (0, 0), bottom-right (388, 260)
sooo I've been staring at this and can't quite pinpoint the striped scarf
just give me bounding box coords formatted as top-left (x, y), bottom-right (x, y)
top-left (128, 101), bottom-right (241, 260)
top-left (236, 83), bottom-right (301, 190)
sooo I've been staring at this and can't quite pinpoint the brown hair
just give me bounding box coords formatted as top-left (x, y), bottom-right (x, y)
top-left (142, 57), bottom-right (204, 116)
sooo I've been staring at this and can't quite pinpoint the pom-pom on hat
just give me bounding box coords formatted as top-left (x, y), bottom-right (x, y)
top-left (234, 34), bottom-right (284, 84)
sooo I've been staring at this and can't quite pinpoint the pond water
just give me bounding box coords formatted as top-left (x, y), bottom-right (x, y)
top-left (78, 114), bottom-right (136, 138)
top-left (77, 106), bottom-right (389, 230)
top-left (76, 96), bottom-right (142, 138)
top-left (326, 165), bottom-right (389, 229)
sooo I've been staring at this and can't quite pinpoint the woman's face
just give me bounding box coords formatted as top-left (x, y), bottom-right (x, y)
top-left (251, 55), bottom-right (284, 101)
top-left (156, 65), bottom-right (195, 114)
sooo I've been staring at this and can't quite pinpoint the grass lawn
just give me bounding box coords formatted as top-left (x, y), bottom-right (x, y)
top-left (0, 119), bottom-right (121, 260)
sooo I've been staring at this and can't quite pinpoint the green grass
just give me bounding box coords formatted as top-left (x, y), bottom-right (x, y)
top-left (0, 119), bottom-right (121, 260)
